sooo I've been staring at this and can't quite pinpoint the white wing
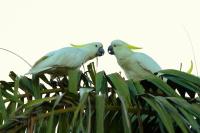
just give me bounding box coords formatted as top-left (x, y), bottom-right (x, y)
top-left (133, 52), bottom-right (161, 73)
top-left (28, 47), bottom-right (86, 74)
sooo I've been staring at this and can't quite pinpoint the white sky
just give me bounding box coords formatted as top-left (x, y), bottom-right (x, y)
top-left (0, 0), bottom-right (200, 81)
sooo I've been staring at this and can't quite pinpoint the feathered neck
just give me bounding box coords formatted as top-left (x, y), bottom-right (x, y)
top-left (81, 48), bottom-right (96, 63)
top-left (115, 48), bottom-right (133, 60)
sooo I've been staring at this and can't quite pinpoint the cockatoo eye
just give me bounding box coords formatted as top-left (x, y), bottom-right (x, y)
top-left (95, 44), bottom-right (98, 47)
top-left (113, 45), bottom-right (116, 47)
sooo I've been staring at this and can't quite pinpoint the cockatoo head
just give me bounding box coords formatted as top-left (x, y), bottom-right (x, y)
top-left (71, 42), bottom-right (105, 58)
top-left (108, 39), bottom-right (142, 56)
top-left (87, 42), bottom-right (105, 57)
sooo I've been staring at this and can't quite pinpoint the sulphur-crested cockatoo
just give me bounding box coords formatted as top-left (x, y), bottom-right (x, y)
top-left (108, 40), bottom-right (161, 81)
top-left (27, 42), bottom-right (104, 75)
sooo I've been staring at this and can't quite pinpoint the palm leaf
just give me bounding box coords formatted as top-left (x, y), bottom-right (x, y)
top-left (0, 63), bottom-right (199, 133)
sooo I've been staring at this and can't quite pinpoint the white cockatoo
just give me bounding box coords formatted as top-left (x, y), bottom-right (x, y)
top-left (108, 40), bottom-right (161, 81)
top-left (27, 42), bottom-right (104, 75)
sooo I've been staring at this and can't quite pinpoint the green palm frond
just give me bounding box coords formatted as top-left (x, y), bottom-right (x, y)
top-left (0, 62), bottom-right (199, 133)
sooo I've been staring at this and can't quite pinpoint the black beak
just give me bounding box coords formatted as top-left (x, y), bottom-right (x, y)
top-left (96, 47), bottom-right (105, 56)
top-left (108, 45), bottom-right (114, 55)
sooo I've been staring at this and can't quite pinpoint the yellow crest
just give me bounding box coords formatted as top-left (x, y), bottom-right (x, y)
top-left (70, 44), bottom-right (85, 48)
top-left (127, 44), bottom-right (142, 50)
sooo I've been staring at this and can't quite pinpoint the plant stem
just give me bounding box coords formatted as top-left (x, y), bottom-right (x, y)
top-left (4, 88), bottom-right (63, 103)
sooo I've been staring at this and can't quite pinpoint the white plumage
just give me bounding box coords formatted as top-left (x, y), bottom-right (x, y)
top-left (27, 42), bottom-right (104, 75)
top-left (108, 40), bottom-right (161, 81)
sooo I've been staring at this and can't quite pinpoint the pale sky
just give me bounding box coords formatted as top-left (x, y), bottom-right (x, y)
top-left (0, 0), bottom-right (200, 81)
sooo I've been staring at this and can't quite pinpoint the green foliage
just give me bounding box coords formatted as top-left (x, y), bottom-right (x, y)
top-left (0, 63), bottom-right (200, 133)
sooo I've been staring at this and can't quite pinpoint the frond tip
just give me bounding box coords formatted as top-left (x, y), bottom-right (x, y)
top-left (187, 60), bottom-right (193, 74)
